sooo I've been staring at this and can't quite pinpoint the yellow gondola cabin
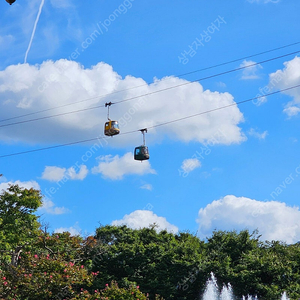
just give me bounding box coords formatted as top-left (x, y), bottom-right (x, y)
top-left (104, 120), bottom-right (120, 136)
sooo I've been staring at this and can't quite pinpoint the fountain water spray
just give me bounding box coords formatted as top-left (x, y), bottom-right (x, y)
top-left (242, 296), bottom-right (258, 300)
top-left (220, 283), bottom-right (234, 300)
top-left (202, 273), bottom-right (233, 300)
top-left (202, 273), bottom-right (289, 300)
top-left (202, 272), bottom-right (219, 300)
top-left (281, 292), bottom-right (290, 300)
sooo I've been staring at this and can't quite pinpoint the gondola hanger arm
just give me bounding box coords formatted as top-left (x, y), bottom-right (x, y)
top-left (139, 128), bottom-right (148, 145)
top-left (105, 102), bottom-right (114, 121)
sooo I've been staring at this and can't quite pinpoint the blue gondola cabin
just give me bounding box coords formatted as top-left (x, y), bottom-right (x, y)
top-left (134, 145), bottom-right (149, 161)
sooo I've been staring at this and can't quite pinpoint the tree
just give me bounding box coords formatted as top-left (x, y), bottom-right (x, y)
top-left (92, 281), bottom-right (153, 300)
top-left (0, 250), bottom-right (94, 300)
top-left (234, 240), bottom-right (300, 299)
top-left (0, 185), bottom-right (42, 266)
top-left (0, 229), bottom-right (104, 299)
top-left (0, 185), bottom-right (95, 299)
top-left (203, 230), bottom-right (300, 299)
top-left (88, 225), bottom-right (205, 300)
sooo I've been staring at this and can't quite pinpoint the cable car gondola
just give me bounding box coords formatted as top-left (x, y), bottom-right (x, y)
top-left (134, 129), bottom-right (149, 161)
top-left (104, 120), bottom-right (120, 136)
top-left (104, 102), bottom-right (120, 137)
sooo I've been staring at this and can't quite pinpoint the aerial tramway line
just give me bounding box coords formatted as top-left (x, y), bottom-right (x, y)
top-left (104, 102), bottom-right (150, 161)
top-left (0, 21), bottom-right (299, 160)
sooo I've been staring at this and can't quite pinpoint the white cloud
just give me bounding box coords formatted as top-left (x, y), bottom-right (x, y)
top-left (66, 165), bottom-right (88, 180)
top-left (268, 56), bottom-right (300, 117)
top-left (39, 198), bottom-right (69, 215)
top-left (42, 166), bottom-right (66, 182)
top-left (248, 128), bottom-right (268, 140)
top-left (112, 210), bottom-right (178, 233)
top-left (0, 60), bottom-right (245, 147)
top-left (240, 60), bottom-right (262, 80)
top-left (140, 183), bottom-right (153, 191)
top-left (0, 180), bottom-right (40, 191)
top-left (41, 165), bottom-right (88, 182)
top-left (283, 106), bottom-right (300, 117)
top-left (55, 222), bottom-right (81, 236)
top-left (197, 195), bottom-right (300, 244)
top-left (92, 152), bottom-right (156, 180)
top-left (180, 158), bottom-right (201, 175)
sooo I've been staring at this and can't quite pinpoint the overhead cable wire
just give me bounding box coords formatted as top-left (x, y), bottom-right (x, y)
top-left (0, 42), bottom-right (299, 124)
top-left (0, 104), bottom-right (105, 128)
top-left (147, 84), bottom-right (300, 129)
top-left (0, 84), bottom-right (299, 159)
top-left (175, 41), bottom-right (300, 77)
top-left (0, 96), bottom-right (106, 123)
top-left (115, 50), bottom-right (300, 106)
top-left (0, 49), bottom-right (299, 129)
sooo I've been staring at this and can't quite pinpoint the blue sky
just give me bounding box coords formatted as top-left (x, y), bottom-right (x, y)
top-left (0, 0), bottom-right (300, 243)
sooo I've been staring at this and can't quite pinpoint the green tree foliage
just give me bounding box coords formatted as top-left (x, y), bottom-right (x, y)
top-left (0, 185), bottom-right (42, 264)
top-left (234, 240), bottom-right (300, 299)
top-left (203, 230), bottom-right (300, 300)
top-left (89, 225), bottom-right (205, 300)
top-left (69, 281), bottom-right (161, 300)
top-left (0, 185), bottom-right (156, 300)
top-left (204, 230), bottom-right (262, 284)
top-left (94, 281), bottom-right (149, 300)
top-left (3, 185), bottom-right (300, 299)
top-left (34, 231), bottom-right (87, 262)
